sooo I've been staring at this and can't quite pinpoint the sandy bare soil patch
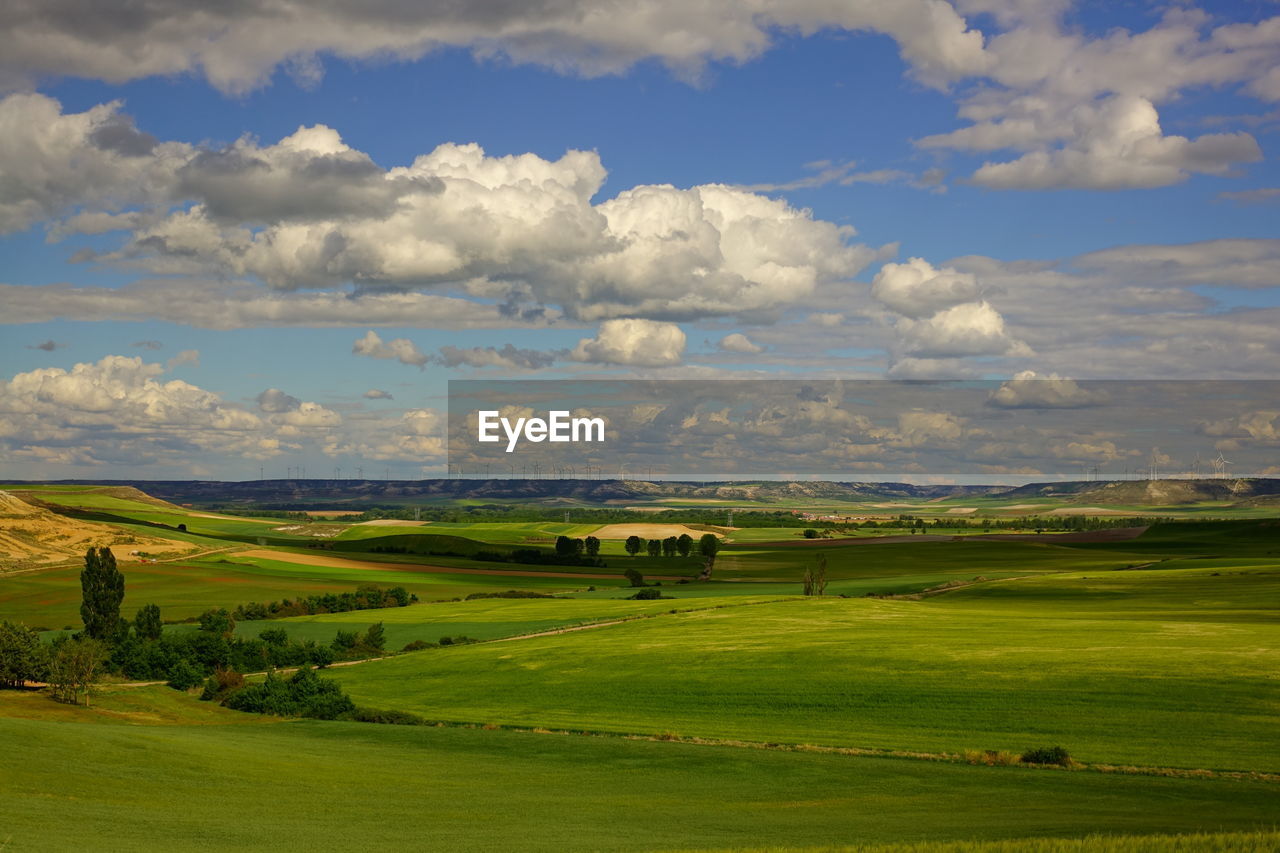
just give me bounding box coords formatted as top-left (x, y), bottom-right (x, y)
top-left (305, 510), bottom-right (365, 518)
top-left (591, 523), bottom-right (720, 540)
top-left (234, 549), bottom-right (684, 580)
top-left (944, 507), bottom-right (978, 514)
top-left (353, 519), bottom-right (430, 527)
top-left (0, 490), bottom-right (196, 570)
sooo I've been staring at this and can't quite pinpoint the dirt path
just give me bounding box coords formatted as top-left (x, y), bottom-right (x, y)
top-left (233, 548), bottom-right (687, 581)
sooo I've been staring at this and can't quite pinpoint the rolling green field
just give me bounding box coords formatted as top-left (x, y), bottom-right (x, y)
top-left (4, 486), bottom-right (1280, 851)
top-left (188, 596), bottom-right (784, 648)
top-left (326, 590), bottom-right (1280, 772)
top-left (3, 688), bottom-right (1278, 852)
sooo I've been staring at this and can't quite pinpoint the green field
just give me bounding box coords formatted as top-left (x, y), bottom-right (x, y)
top-left (4, 487), bottom-right (1280, 851)
top-left (326, 590), bottom-right (1280, 772)
top-left (3, 688), bottom-right (1278, 852)
top-left (190, 596), bottom-right (783, 648)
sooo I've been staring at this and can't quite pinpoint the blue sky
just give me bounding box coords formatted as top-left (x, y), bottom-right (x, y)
top-left (1, 1), bottom-right (1278, 480)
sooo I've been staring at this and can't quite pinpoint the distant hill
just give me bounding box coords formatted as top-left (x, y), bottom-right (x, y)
top-left (5, 477), bottom-right (1278, 509)
top-left (0, 478), bottom-right (1008, 508)
top-left (998, 478), bottom-right (1280, 507)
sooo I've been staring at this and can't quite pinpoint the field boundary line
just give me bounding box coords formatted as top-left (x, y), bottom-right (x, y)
top-left (372, 719), bottom-right (1280, 784)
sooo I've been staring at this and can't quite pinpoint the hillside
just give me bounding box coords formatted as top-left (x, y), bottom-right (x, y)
top-left (0, 478), bottom-right (1008, 508)
top-left (0, 490), bottom-right (195, 571)
top-left (999, 478), bottom-right (1280, 506)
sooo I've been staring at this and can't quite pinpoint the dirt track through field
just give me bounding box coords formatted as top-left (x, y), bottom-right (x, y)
top-left (234, 549), bottom-right (686, 581)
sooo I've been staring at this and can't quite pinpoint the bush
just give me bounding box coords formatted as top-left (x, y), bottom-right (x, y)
top-left (167, 659), bottom-right (204, 691)
top-left (401, 640), bottom-right (435, 652)
top-left (1021, 745), bottom-right (1072, 766)
top-left (628, 588), bottom-right (669, 600)
top-left (344, 707), bottom-right (428, 726)
top-left (222, 667), bottom-right (355, 720)
top-left (624, 567), bottom-right (645, 588)
top-left (199, 667), bottom-right (245, 701)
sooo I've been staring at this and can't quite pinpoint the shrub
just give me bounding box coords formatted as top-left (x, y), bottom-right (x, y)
top-left (1021, 745), bottom-right (1072, 766)
top-left (223, 667), bottom-right (355, 720)
top-left (628, 588), bottom-right (669, 600)
top-left (624, 567), bottom-right (645, 588)
top-left (199, 667), bottom-right (245, 701)
top-left (345, 707), bottom-right (428, 725)
top-left (167, 659), bottom-right (204, 691)
top-left (401, 640), bottom-right (435, 652)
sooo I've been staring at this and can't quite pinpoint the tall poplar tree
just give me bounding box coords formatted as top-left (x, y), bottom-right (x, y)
top-left (80, 547), bottom-right (124, 640)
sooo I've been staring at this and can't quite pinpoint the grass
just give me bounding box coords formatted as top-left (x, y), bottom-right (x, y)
top-left (2, 694), bottom-right (1278, 852)
top-left (185, 596), bottom-right (779, 648)
top-left (326, 592), bottom-right (1280, 772)
top-left (0, 554), bottom-right (617, 628)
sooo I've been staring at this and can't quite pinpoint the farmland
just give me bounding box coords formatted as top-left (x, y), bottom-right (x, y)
top-left (2, 481), bottom-right (1279, 851)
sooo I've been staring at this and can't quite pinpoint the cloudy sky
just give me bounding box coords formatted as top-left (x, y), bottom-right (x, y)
top-left (2, 0), bottom-right (1279, 480)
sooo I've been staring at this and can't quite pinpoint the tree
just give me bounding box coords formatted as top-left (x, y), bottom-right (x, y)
top-left (47, 637), bottom-right (105, 706)
top-left (676, 534), bottom-right (693, 557)
top-left (80, 547), bottom-right (124, 641)
top-left (803, 528), bottom-right (819, 539)
top-left (0, 621), bottom-right (47, 688)
top-left (134, 603), bottom-right (163, 641)
top-left (198, 608), bottom-right (235, 639)
top-left (584, 536), bottom-right (601, 557)
top-left (554, 535), bottom-right (575, 556)
top-left (362, 622), bottom-right (386, 652)
top-left (624, 567), bottom-right (645, 588)
top-left (258, 627), bottom-right (289, 646)
top-left (662, 536), bottom-right (678, 557)
top-left (646, 539), bottom-right (662, 557)
top-left (698, 533), bottom-right (720, 580)
top-left (625, 535), bottom-right (643, 557)
top-left (802, 553), bottom-right (828, 597)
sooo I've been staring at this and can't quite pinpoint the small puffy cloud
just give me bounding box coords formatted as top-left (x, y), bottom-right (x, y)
top-left (437, 344), bottom-right (558, 370)
top-left (132, 340), bottom-right (163, 350)
top-left (166, 349), bottom-right (199, 369)
top-left (352, 330), bottom-right (428, 369)
top-left (1217, 187), bottom-right (1280, 205)
top-left (872, 258), bottom-right (980, 318)
top-left (886, 357), bottom-right (982, 379)
top-left (26, 340), bottom-right (63, 351)
top-left (897, 301), bottom-right (1030, 358)
top-left (256, 388), bottom-right (301, 413)
top-left (570, 319), bottom-right (686, 367)
top-left (988, 371), bottom-right (1110, 409)
top-left (717, 333), bottom-right (764, 354)
top-left (363, 389), bottom-right (393, 400)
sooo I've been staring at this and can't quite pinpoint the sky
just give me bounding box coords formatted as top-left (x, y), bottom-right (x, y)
top-left (1, 0), bottom-right (1278, 481)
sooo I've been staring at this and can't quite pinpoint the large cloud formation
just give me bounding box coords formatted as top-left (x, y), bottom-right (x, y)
top-left (919, 8), bottom-right (1277, 188)
top-left (0, 355), bottom-right (444, 474)
top-left (0, 1), bottom-right (987, 94)
top-left (3, 4), bottom-right (1275, 193)
top-left (1, 94), bottom-right (879, 323)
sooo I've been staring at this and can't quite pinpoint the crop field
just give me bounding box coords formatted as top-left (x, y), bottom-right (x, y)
top-left (3, 687), bottom-right (1279, 852)
top-left (325, 591), bottom-right (1280, 772)
top-left (4, 485), bottom-right (1280, 851)
top-left (201, 595), bottom-right (785, 648)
